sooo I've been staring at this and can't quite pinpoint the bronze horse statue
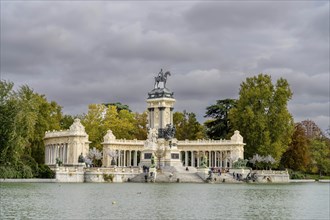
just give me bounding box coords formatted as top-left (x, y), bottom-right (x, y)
top-left (154, 69), bottom-right (171, 88)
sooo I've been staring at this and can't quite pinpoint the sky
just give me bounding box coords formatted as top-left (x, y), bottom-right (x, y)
top-left (1, 1), bottom-right (329, 133)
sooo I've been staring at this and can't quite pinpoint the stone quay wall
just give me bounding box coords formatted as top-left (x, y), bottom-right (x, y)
top-left (54, 166), bottom-right (142, 183)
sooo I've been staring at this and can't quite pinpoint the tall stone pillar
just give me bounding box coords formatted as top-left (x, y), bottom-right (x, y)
top-left (144, 70), bottom-right (179, 167)
top-left (134, 151), bottom-right (137, 166)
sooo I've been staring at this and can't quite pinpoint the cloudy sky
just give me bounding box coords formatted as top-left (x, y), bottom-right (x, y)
top-left (1, 1), bottom-right (329, 132)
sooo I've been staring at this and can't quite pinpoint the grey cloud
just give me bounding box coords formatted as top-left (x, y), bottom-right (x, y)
top-left (1, 1), bottom-right (329, 132)
top-left (184, 1), bottom-right (302, 31)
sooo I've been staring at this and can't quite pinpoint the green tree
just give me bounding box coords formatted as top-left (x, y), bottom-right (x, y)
top-left (81, 104), bottom-right (107, 150)
top-left (173, 111), bottom-right (206, 140)
top-left (60, 114), bottom-right (75, 129)
top-left (229, 74), bottom-right (294, 163)
top-left (133, 111), bottom-right (148, 140)
top-left (82, 104), bottom-right (145, 150)
top-left (204, 99), bottom-right (236, 139)
top-left (103, 102), bottom-right (131, 112)
top-left (309, 138), bottom-right (330, 176)
top-left (0, 81), bottom-right (21, 166)
top-left (280, 123), bottom-right (310, 171)
top-left (0, 80), bottom-right (63, 177)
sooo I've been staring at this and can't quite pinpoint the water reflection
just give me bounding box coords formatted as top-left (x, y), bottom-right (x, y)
top-left (1, 183), bottom-right (329, 219)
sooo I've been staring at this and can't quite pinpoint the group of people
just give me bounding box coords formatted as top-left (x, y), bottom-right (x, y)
top-left (232, 172), bottom-right (243, 181)
top-left (210, 167), bottom-right (229, 176)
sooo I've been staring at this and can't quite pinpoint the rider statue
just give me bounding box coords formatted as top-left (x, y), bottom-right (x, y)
top-left (154, 69), bottom-right (171, 89)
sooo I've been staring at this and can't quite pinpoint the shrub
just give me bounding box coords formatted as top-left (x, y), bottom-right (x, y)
top-left (0, 164), bottom-right (33, 179)
top-left (37, 164), bottom-right (55, 179)
top-left (103, 174), bottom-right (114, 182)
top-left (21, 155), bottom-right (39, 177)
top-left (0, 166), bottom-right (18, 179)
top-left (289, 170), bottom-right (305, 179)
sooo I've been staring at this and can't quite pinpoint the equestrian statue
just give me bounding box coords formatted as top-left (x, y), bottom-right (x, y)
top-left (154, 69), bottom-right (171, 89)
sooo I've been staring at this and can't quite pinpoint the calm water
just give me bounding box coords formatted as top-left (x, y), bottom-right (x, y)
top-left (0, 182), bottom-right (329, 220)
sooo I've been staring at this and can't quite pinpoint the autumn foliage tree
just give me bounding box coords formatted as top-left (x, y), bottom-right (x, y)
top-left (280, 123), bottom-right (310, 171)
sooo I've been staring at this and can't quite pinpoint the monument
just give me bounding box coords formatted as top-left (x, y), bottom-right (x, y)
top-left (44, 69), bottom-right (252, 182)
top-left (141, 69), bottom-right (181, 167)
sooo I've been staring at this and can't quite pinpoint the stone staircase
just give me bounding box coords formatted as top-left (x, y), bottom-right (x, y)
top-left (129, 166), bottom-right (205, 183)
top-left (128, 166), bottom-right (241, 183)
top-left (210, 172), bottom-right (242, 183)
top-left (163, 166), bottom-right (204, 183)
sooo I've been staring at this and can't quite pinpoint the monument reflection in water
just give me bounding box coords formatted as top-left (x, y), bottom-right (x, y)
top-left (1, 182), bottom-right (329, 219)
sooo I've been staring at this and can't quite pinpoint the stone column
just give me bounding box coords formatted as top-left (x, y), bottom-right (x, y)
top-left (47, 146), bottom-right (49, 164)
top-left (134, 151), bottom-right (137, 166)
top-left (214, 151), bottom-right (216, 167)
top-left (60, 145), bottom-right (63, 162)
top-left (148, 108), bottom-right (154, 128)
top-left (123, 150), bottom-right (126, 167)
top-left (64, 144), bottom-right (67, 164)
top-left (197, 151), bottom-right (201, 167)
top-left (224, 152), bottom-right (228, 168)
top-left (45, 146), bottom-right (48, 164)
top-left (228, 151), bottom-right (232, 168)
top-left (191, 151), bottom-right (195, 167)
top-left (127, 150), bottom-right (130, 166)
top-left (52, 145), bottom-right (54, 164)
top-left (159, 107), bottom-right (165, 128)
top-left (50, 145), bottom-right (52, 164)
top-left (48, 146), bottom-right (51, 164)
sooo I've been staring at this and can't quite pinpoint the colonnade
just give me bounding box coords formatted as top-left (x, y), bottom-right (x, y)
top-left (113, 150), bottom-right (141, 167)
top-left (45, 144), bottom-right (69, 165)
top-left (181, 150), bottom-right (232, 168)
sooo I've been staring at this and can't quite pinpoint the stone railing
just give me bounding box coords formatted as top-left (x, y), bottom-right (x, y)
top-left (254, 170), bottom-right (289, 175)
top-left (103, 139), bottom-right (145, 145)
top-left (45, 130), bottom-right (72, 138)
top-left (177, 139), bottom-right (240, 145)
top-left (85, 167), bottom-right (141, 174)
top-left (44, 130), bottom-right (87, 138)
top-left (178, 139), bottom-right (234, 144)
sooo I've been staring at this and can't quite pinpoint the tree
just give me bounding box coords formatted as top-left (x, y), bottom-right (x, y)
top-left (229, 74), bottom-right (294, 163)
top-left (60, 115), bottom-right (75, 130)
top-left (87, 147), bottom-right (103, 167)
top-left (133, 111), bottom-right (148, 140)
top-left (154, 145), bottom-right (167, 170)
top-left (300, 120), bottom-right (325, 139)
top-left (204, 99), bottom-right (236, 139)
top-left (103, 102), bottom-right (131, 112)
top-left (0, 80), bottom-right (63, 178)
top-left (82, 104), bottom-right (147, 150)
top-left (309, 138), bottom-right (330, 176)
top-left (280, 123), bottom-right (310, 171)
top-left (81, 104), bottom-right (106, 150)
top-left (173, 111), bottom-right (206, 140)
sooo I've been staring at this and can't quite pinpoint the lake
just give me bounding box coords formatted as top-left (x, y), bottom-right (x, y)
top-left (0, 182), bottom-right (329, 219)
